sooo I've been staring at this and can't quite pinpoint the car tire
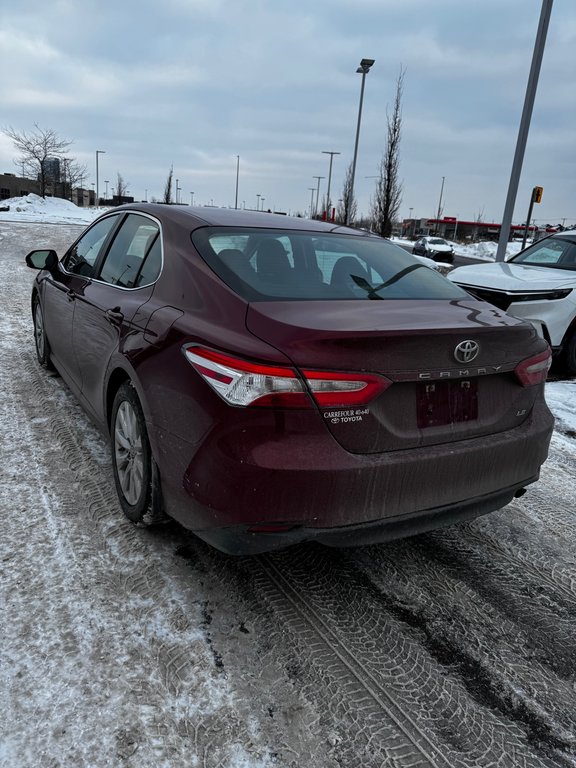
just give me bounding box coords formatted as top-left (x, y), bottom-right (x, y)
top-left (111, 382), bottom-right (165, 525)
top-left (33, 295), bottom-right (54, 369)
top-left (562, 331), bottom-right (576, 376)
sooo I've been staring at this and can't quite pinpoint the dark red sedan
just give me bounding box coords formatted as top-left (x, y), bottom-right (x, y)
top-left (26, 205), bottom-right (554, 554)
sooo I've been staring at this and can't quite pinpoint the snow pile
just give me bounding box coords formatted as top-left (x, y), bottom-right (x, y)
top-left (453, 240), bottom-right (524, 262)
top-left (0, 194), bottom-right (105, 225)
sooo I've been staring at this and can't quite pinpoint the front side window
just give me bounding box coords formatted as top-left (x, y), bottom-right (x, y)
top-left (192, 227), bottom-right (468, 302)
top-left (98, 214), bottom-right (161, 288)
top-left (63, 215), bottom-right (119, 277)
top-left (512, 237), bottom-right (576, 268)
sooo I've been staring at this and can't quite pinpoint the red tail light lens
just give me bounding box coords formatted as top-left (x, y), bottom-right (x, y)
top-left (514, 348), bottom-right (552, 386)
top-left (303, 369), bottom-right (391, 407)
top-left (184, 346), bottom-right (391, 408)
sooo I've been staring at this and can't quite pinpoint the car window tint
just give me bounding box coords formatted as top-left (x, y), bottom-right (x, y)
top-left (99, 214), bottom-right (161, 288)
top-left (513, 238), bottom-right (574, 267)
top-left (134, 234), bottom-right (162, 287)
top-left (64, 215), bottom-right (118, 277)
top-left (192, 227), bottom-right (468, 302)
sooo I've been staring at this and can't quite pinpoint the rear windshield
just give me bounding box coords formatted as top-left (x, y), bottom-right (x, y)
top-left (191, 227), bottom-right (469, 302)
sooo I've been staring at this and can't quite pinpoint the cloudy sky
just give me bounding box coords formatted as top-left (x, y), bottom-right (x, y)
top-left (1, 0), bottom-right (574, 225)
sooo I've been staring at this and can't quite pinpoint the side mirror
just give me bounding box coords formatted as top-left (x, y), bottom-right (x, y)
top-left (25, 249), bottom-right (58, 271)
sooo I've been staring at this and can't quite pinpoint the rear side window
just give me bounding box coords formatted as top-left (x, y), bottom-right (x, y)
top-left (192, 227), bottom-right (468, 302)
top-left (98, 214), bottom-right (162, 288)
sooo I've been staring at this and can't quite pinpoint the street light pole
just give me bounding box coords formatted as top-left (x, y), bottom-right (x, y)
top-left (322, 151), bottom-right (341, 222)
top-left (308, 187), bottom-right (316, 219)
top-left (495, 0), bottom-right (553, 262)
top-left (95, 150), bottom-right (105, 207)
top-left (235, 155), bottom-right (240, 209)
top-left (312, 176), bottom-right (325, 219)
top-left (104, 180), bottom-right (109, 200)
top-left (435, 176), bottom-right (445, 231)
top-left (190, 191), bottom-right (194, 206)
top-left (256, 194), bottom-right (261, 210)
top-left (348, 58), bottom-right (375, 225)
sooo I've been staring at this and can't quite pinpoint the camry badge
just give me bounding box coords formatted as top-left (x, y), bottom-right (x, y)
top-left (454, 340), bottom-right (480, 364)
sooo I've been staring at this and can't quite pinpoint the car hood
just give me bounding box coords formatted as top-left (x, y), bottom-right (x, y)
top-left (449, 262), bottom-right (576, 291)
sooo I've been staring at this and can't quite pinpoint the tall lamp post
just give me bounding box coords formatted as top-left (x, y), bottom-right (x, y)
top-left (308, 187), bottom-right (316, 219)
top-left (348, 58), bottom-right (375, 225)
top-left (234, 155), bottom-right (240, 209)
top-left (312, 175), bottom-right (324, 218)
top-left (190, 191), bottom-right (194, 206)
top-left (495, 0), bottom-right (553, 261)
top-left (95, 150), bottom-right (106, 207)
top-left (322, 151), bottom-right (341, 222)
top-left (435, 176), bottom-right (445, 232)
top-left (104, 180), bottom-right (109, 201)
top-left (256, 193), bottom-right (261, 211)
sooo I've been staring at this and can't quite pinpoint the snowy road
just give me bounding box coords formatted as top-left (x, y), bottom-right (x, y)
top-left (1, 222), bottom-right (575, 768)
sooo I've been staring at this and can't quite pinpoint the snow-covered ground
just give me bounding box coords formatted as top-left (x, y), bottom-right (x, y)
top-left (1, 218), bottom-right (575, 768)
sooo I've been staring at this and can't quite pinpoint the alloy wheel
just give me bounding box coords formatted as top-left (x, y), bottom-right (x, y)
top-left (114, 400), bottom-right (144, 506)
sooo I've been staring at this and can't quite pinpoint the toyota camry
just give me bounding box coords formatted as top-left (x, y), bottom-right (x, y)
top-left (26, 205), bottom-right (554, 554)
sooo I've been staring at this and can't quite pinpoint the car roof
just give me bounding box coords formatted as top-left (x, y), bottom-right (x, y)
top-left (551, 230), bottom-right (576, 240)
top-left (109, 203), bottom-right (371, 236)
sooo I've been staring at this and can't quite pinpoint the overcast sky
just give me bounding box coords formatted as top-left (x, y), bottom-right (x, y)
top-left (1, 0), bottom-right (574, 225)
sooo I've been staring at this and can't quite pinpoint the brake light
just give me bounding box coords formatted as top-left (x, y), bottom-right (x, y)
top-left (184, 346), bottom-right (391, 408)
top-left (302, 369), bottom-right (391, 407)
top-left (514, 348), bottom-right (552, 386)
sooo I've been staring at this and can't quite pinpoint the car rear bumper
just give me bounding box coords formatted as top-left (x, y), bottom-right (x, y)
top-left (195, 479), bottom-right (536, 554)
top-left (153, 398), bottom-right (553, 554)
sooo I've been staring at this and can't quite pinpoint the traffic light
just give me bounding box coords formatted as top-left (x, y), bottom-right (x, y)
top-left (532, 186), bottom-right (543, 204)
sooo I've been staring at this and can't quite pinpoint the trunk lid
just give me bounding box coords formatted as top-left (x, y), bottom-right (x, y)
top-left (246, 298), bottom-right (545, 454)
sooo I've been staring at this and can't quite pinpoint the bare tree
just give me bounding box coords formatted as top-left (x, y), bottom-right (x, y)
top-left (371, 67), bottom-right (405, 238)
top-left (163, 165), bottom-right (174, 204)
top-left (116, 172), bottom-right (129, 200)
top-left (336, 162), bottom-right (358, 225)
top-left (61, 158), bottom-right (87, 201)
top-left (3, 124), bottom-right (73, 198)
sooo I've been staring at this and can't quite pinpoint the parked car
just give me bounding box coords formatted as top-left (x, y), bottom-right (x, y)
top-left (412, 236), bottom-right (454, 263)
top-left (448, 231), bottom-right (576, 374)
top-left (26, 205), bottom-right (553, 554)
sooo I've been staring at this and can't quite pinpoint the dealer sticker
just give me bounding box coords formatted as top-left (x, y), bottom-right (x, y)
top-left (323, 408), bottom-right (369, 424)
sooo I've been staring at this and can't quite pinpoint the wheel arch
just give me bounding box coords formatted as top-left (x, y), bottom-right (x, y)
top-left (105, 368), bottom-right (132, 429)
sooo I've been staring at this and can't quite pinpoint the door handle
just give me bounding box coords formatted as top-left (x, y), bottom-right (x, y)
top-left (105, 308), bottom-right (124, 326)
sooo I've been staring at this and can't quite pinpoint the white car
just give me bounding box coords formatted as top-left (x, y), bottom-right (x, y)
top-left (412, 236), bottom-right (454, 263)
top-left (448, 231), bottom-right (576, 373)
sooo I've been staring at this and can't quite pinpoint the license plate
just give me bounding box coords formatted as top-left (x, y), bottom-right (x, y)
top-left (417, 380), bottom-right (478, 428)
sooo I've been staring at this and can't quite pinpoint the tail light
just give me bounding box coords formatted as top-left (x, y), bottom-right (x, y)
top-left (514, 348), bottom-right (552, 387)
top-left (183, 346), bottom-right (391, 408)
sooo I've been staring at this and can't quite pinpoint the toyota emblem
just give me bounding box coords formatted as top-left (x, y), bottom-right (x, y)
top-left (454, 340), bottom-right (480, 364)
